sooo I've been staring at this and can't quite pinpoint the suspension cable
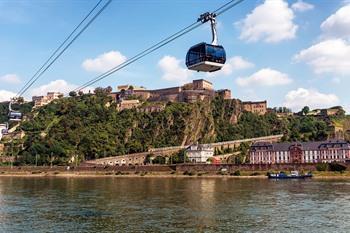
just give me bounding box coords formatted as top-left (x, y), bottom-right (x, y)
top-left (74, 21), bottom-right (202, 91)
top-left (17, 0), bottom-right (112, 98)
top-left (74, 0), bottom-right (245, 92)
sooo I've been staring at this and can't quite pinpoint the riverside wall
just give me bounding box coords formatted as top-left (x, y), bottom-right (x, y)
top-left (0, 163), bottom-right (348, 174)
top-left (175, 163), bottom-right (323, 172)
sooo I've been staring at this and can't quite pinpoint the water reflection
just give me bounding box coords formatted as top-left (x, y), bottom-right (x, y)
top-left (0, 177), bottom-right (349, 232)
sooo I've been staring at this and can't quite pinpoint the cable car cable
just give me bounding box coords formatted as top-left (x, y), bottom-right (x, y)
top-left (15, 0), bottom-right (104, 98)
top-left (74, 22), bottom-right (203, 91)
top-left (213, 0), bottom-right (245, 16)
top-left (17, 0), bottom-right (112, 98)
top-left (74, 0), bottom-right (245, 92)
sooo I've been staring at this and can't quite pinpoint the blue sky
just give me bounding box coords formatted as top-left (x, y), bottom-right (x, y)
top-left (0, 0), bottom-right (350, 112)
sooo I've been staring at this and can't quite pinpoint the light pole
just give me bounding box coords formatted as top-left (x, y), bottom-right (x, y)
top-left (50, 152), bottom-right (53, 168)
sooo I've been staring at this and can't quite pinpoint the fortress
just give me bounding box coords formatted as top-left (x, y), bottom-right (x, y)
top-left (110, 79), bottom-right (267, 115)
top-left (112, 79), bottom-right (229, 103)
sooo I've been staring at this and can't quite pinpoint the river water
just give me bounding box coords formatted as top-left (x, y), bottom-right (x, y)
top-left (0, 177), bottom-right (349, 233)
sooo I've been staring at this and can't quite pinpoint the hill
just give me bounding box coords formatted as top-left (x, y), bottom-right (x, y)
top-left (0, 90), bottom-right (338, 165)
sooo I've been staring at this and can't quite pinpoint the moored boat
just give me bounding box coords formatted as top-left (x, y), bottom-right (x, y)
top-left (268, 171), bottom-right (312, 179)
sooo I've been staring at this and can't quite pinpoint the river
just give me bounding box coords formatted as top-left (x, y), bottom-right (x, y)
top-left (0, 177), bottom-right (349, 232)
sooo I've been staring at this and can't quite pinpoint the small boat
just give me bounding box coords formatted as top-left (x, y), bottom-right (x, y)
top-left (268, 171), bottom-right (312, 179)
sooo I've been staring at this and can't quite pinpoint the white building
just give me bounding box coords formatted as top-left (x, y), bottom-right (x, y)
top-left (186, 143), bottom-right (214, 163)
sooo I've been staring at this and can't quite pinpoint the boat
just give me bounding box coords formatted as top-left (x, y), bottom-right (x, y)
top-left (268, 171), bottom-right (313, 179)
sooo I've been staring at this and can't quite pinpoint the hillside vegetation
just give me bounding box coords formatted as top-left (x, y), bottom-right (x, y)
top-left (0, 90), bottom-right (337, 165)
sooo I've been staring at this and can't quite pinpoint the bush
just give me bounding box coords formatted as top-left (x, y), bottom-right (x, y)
top-left (250, 172), bottom-right (260, 176)
top-left (140, 172), bottom-right (147, 176)
top-left (329, 162), bottom-right (347, 172)
top-left (188, 171), bottom-right (195, 176)
top-left (183, 170), bottom-right (195, 176)
top-left (230, 170), bottom-right (241, 176)
top-left (316, 163), bottom-right (328, 171)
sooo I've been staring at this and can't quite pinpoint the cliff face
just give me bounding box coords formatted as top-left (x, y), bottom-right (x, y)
top-left (16, 94), bottom-right (247, 160)
top-left (331, 116), bottom-right (350, 141)
top-left (180, 98), bottom-right (243, 145)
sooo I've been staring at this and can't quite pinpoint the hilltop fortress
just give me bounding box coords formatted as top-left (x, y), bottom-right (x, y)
top-left (110, 79), bottom-right (267, 115)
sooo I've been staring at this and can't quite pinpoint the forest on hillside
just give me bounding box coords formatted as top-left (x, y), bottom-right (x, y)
top-left (0, 89), bottom-right (335, 165)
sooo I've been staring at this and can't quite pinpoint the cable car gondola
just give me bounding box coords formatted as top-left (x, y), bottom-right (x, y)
top-left (186, 12), bottom-right (226, 72)
top-left (8, 99), bottom-right (22, 122)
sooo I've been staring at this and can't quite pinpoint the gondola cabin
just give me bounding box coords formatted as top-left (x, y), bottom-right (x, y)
top-left (186, 42), bottom-right (226, 72)
top-left (9, 111), bottom-right (22, 122)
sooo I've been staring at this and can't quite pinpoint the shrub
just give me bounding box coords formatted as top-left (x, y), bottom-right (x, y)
top-left (329, 162), bottom-right (347, 172)
top-left (140, 172), bottom-right (146, 176)
top-left (188, 171), bottom-right (195, 176)
top-left (266, 171), bottom-right (273, 176)
top-left (316, 163), bottom-right (328, 171)
top-left (250, 172), bottom-right (260, 176)
top-left (230, 170), bottom-right (240, 176)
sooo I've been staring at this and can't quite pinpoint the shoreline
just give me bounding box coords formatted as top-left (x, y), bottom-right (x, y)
top-left (0, 171), bottom-right (349, 179)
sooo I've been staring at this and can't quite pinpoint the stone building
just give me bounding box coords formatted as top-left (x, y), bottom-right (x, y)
top-left (117, 99), bottom-right (141, 111)
top-left (249, 140), bottom-right (350, 164)
top-left (32, 92), bottom-right (63, 108)
top-left (0, 144), bottom-right (4, 156)
top-left (111, 79), bottom-right (216, 104)
top-left (216, 89), bottom-right (231, 100)
top-left (139, 103), bottom-right (166, 113)
top-left (243, 101), bottom-right (267, 115)
top-left (186, 143), bottom-right (214, 163)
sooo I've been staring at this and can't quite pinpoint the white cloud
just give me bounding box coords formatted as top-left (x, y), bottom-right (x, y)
top-left (30, 80), bottom-right (77, 96)
top-left (158, 56), bottom-right (192, 84)
top-left (294, 39), bottom-right (350, 75)
top-left (221, 56), bottom-right (254, 75)
top-left (82, 51), bottom-right (127, 73)
top-left (291, 0), bottom-right (314, 12)
top-left (283, 88), bottom-right (339, 111)
top-left (0, 74), bottom-right (21, 84)
top-left (207, 56), bottom-right (254, 77)
top-left (0, 90), bottom-right (16, 102)
top-left (321, 4), bottom-right (350, 39)
top-left (236, 68), bottom-right (292, 87)
top-left (30, 79), bottom-right (95, 97)
top-left (237, 0), bottom-right (298, 43)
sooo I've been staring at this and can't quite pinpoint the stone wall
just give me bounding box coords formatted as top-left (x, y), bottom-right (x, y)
top-left (175, 163), bottom-right (339, 172)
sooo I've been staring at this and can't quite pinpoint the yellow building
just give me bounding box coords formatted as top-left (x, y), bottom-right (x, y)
top-left (243, 101), bottom-right (267, 115)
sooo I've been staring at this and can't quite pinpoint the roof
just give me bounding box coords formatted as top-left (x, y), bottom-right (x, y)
top-left (252, 140), bottom-right (350, 151)
top-left (193, 79), bottom-right (213, 85)
top-left (186, 144), bottom-right (213, 151)
top-left (243, 100), bottom-right (267, 104)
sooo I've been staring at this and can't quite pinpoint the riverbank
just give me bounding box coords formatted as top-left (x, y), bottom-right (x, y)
top-left (0, 169), bottom-right (350, 179)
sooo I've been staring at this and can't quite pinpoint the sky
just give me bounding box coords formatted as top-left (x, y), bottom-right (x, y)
top-left (0, 0), bottom-right (350, 112)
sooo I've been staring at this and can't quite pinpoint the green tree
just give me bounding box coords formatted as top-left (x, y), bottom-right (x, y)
top-left (69, 91), bottom-right (77, 97)
top-left (301, 106), bottom-right (310, 115)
